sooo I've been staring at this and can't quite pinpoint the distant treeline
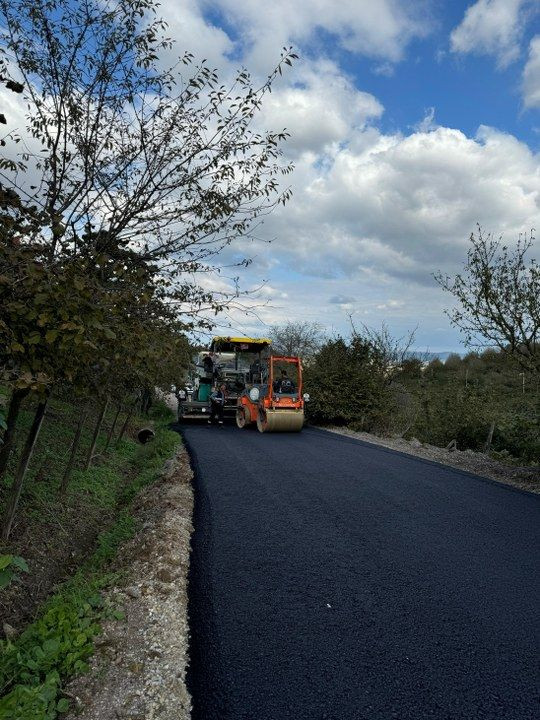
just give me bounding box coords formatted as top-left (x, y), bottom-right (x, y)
top-left (304, 337), bottom-right (539, 464)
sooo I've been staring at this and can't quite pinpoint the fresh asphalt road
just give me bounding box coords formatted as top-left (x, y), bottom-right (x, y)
top-left (178, 423), bottom-right (540, 720)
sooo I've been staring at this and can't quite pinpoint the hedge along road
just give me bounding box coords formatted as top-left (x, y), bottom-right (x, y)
top-left (178, 423), bottom-right (540, 720)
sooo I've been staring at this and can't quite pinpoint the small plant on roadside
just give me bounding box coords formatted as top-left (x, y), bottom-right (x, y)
top-left (0, 554), bottom-right (28, 589)
top-left (0, 592), bottom-right (102, 719)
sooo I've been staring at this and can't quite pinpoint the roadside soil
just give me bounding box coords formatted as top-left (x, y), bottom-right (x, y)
top-left (65, 446), bottom-right (193, 720)
top-left (324, 426), bottom-right (540, 494)
top-left (1, 498), bottom-right (105, 628)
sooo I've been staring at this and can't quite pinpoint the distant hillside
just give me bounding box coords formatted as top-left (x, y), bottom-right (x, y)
top-left (407, 350), bottom-right (463, 362)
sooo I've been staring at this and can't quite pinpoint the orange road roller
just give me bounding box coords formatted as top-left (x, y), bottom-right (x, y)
top-left (236, 355), bottom-right (308, 433)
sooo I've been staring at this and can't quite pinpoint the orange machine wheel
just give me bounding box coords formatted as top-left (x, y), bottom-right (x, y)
top-left (256, 408), bottom-right (268, 433)
top-left (236, 406), bottom-right (251, 429)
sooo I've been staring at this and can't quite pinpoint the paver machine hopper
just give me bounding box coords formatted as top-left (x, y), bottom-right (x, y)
top-left (236, 355), bottom-right (307, 432)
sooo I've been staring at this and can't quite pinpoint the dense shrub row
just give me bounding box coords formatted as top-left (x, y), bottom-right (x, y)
top-left (305, 339), bottom-right (539, 464)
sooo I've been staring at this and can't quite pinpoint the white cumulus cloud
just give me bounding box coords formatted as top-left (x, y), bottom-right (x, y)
top-left (450, 0), bottom-right (530, 67)
top-left (259, 60), bottom-right (383, 156)
top-left (156, 0), bottom-right (235, 69)
top-left (523, 35), bottom-right (540, 108)
top-left (248, 124), bottom-right (540, 289)
top-left (201, 0), bottom-right (432, 71)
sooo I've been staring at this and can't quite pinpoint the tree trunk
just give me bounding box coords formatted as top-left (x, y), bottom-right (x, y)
top-left (85, 398), bottom-right (109, 471)
top-left (103, 405), bottom-right (121, 453)
top-left (484, 421), bottom-right (495, 454)
top-left (0, 387), bottom-right (30, 480)
top-left (59, 406), bottom-right (89, 493)
top-left (1, 397), bottom-right (48, 541)
top-left (116, 406), bottom-right (134, 447)
top-left (140, 388), bottom-right (152, 415)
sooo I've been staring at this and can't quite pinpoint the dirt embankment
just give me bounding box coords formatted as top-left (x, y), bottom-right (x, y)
top-left (65, 447), bottom-right (193, 720)
top-left (325, 427), bottom-right (540, 494)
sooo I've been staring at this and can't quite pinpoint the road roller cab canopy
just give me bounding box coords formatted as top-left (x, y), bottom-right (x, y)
top-left (210, 337), bottom-right (272, 354)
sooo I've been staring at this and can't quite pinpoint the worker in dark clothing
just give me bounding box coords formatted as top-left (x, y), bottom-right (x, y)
top-left (274, 369), bottom-right (295, 394)
top-left (202, 353), bottom-right (214, 376)
top-left (250, 359), bottom-right (262, 383)
top-left (208, 384), bottom-right (226, 425)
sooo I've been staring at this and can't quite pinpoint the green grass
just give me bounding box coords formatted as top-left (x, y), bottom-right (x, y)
top-left (1, 392), bottom-right (137, 515)
top-left (0, 399), bottom-right (181, 720)
top-left (0, 393), bottom-right (177, 555)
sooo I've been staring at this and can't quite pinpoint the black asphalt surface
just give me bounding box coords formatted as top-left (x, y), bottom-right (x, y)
top-left (178, 423), bottom-right (540, 720)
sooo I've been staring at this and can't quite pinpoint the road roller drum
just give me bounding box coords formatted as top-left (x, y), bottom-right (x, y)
top-left (257, 409), bottom-right (304, 433)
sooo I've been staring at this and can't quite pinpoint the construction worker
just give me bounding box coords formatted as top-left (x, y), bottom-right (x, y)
top-left (274, 369), bottom-right (295, 393)
top-left (202, 353), bottom-right (214, 376)
top-left (249, 358), bottom-right (262, 383)
top-left (208, 383), bottom-right (226, 425)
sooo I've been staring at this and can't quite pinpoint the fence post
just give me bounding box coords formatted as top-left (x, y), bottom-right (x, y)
top-left (484, 421), bottom-right (495, 454)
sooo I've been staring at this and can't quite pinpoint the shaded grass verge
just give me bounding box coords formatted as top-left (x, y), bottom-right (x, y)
top-left (0, 395), bottom-right (170, 629)
top-left (0, 418), bottom-right (180, 720)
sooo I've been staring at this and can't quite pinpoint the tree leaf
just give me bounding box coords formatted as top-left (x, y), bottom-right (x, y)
top-left (0, 569), bottom-right (13, 588)
top-left (0, 554), bottom-right (13, 570)
top-left (11, 555), bottom-right (29, 572)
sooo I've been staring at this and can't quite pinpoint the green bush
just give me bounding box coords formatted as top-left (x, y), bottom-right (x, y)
top-left (492, 415), bottom-right (540, 464)
top-left (410, 385), bottom-right (492, 449)
top-left (0, 552), bottom-right (109, 720)
top-left (306, 340), bottom-right (539, 463)
top-left (304, 337), bottom-right (392, 431)
top-left (0, 597), bottom-right (101, 719)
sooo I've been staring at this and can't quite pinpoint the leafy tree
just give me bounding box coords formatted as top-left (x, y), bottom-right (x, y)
top-left (304, 323), bottom-right (417, 431)
top-left (0, 0), bottom-right (295, 302)
top-left (0, 238), bottom-right (192, 535)
top-left (425, 358), bottom-right (444, 378)
top-left (436, 227), bottom-right (540, 374)
top-left (444, 353), bottom-right (462, 371)
top-left (269, 321), bottom-right (325, 359)
top-left (0, 0), bottom-right (297, 538)
top-left (0, 240), bottom-right (106, 488)
top-left (400, 358), bottom-right (423, 380)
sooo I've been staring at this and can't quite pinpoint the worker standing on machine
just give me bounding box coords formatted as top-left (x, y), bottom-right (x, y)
top-left (208, 383), bottom-right (227, 425)
top-left (203, 352), bottom-right (220, 381)
top-left (202, 353), bottom-right (214, 376)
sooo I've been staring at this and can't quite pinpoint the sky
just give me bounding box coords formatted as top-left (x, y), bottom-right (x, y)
top-left (151, 0), bottom-right (540, 352)
top-left (4, 0), bottom-right (540, 352)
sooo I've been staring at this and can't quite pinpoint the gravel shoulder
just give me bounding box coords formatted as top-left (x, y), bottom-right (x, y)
top-left (323, 426), bottom-right (540, 494)
top-left (65, 446), bottom-right (193, 720)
